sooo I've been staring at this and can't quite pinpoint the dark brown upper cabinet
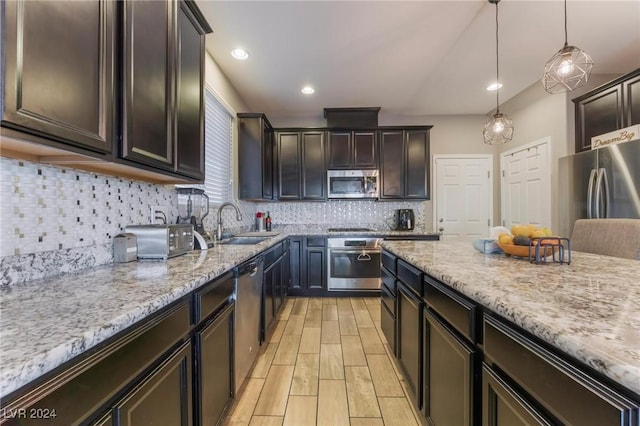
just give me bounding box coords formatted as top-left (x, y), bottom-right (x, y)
top-left (623, 71), bottom-right (640, 128)
top-left (175, 0), bottom-right (207, 180)
top-left (573, 68), bottom-right (640, 152)
top-left (1, 0), bottom-right (116, 154)
top-left (239, 113), bottom-right (274, 201)
top-left (1, 0), bottom-right (211, 183)
top-left (122, 0), bottom-right (209, 180)
top-left (379, 128), bottom-right (431, 200)
top-left (302, 131), bottom-right (326, 200)
top-left (122, 0), bottom-right (173, 170)
top-left (327, 130), bottom-right (377, 169)
top-left (275, 130), bottom-right (326, 201)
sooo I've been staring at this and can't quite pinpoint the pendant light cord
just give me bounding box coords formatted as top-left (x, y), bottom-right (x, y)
top-left (563, 0), bottom-right (569, 47)
top-left (495, 0), bottom-right (500, 114)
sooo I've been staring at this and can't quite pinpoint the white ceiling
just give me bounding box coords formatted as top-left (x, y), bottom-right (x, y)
top-left (197, 1), bottom-right (640, 123)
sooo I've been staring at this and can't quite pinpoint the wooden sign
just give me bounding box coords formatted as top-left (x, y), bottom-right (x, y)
top-left (591, 125), bottom-right (640, 149)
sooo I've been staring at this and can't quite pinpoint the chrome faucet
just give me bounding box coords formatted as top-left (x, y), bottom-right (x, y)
top-left (216, 202), bottom-right (243, 240)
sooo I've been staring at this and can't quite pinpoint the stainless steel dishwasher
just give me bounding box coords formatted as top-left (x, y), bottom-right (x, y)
top-left (234, 255), bottom-right (264, 394)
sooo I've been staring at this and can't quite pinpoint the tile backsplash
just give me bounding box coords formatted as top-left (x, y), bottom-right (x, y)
top-left (0, 157), bottom-right (179, 257)
top-left (247, 199), bottom-right (429, 232)
top-left (1, 156), bottom-right (431, 285)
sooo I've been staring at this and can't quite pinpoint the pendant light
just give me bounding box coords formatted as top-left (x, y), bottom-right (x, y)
top-left (542, 0), bottom-right (593, 94)
top-left (483, 0), bottom-right (513, 145)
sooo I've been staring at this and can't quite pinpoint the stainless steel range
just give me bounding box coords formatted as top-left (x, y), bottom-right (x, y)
top-left (327, 236), bottom-right (382, 291)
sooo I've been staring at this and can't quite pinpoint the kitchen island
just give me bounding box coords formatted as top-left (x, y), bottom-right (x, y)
top-left (381, 238), bottom-right (640, 425)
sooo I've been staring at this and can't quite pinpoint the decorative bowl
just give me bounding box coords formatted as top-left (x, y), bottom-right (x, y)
top-left (497, 241), bottom-right (557, 259)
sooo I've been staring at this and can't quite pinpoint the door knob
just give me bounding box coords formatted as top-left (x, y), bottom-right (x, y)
top-left (439, 227), bottom-right (444, 232)
top-left (439, 218), bottom-right (444, 223)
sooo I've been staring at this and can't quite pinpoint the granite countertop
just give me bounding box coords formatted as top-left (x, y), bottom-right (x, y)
top-left (381, 238), bottom-right (640, 396)
top-left (0, 233), bottom-right (289, 398)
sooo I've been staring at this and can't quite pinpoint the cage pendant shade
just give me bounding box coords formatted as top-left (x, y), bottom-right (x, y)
top-left (543, 44), bottom-right (593, 93)
top-left (484, 112), bottom-right (514, 145)
top-left (542, 0), bottom-right (593, 94)
top-left (483, 0), bottom-right (513, 145)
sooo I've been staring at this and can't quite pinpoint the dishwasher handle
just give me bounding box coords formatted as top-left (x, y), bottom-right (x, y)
top-left (237, 257), bottom-right (263, 277)
top-left (249, 265), bottom-right (258, 277)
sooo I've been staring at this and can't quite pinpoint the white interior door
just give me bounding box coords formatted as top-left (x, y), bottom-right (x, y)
top-left (434, 155), bottom-right (493, 239)
top-left (501, 138), bottom-right (551, 229)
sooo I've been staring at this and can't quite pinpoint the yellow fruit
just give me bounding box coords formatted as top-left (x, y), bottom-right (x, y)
top-left (540, 227), bottom-right (553, 237)
top-left (532, 230), bottom-right (546, 239)
top-left (511, 224), bottom-right (536, 238)
top-left (498, 234), bottom-right (513, 244)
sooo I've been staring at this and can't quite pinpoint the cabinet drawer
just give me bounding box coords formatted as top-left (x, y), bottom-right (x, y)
top-left (2, 300), bottom-right (191, 425)
top-left (483, 314), bottom-right (639, 426)
top-left (195, 270), bottom-right (234, 323)
top-left (381, 251), bottom-right (396, 274)
top-left (424, 276), bottom-right (478, 343)
top-left (381, 266), bottom-right (396, 296)
top-left (397, 259), bottom-right (422, 296)
top-left (381, 282), bottom-right (396, 315)
top-left (306, 237), bottom-right (326, 247)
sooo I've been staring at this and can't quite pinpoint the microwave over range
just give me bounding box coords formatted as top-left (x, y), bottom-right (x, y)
top-left (327, 169), bottom-right (378, 199)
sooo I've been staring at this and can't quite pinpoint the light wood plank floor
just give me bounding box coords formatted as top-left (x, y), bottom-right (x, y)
top-left (224, 297), bottom-right (422, 426)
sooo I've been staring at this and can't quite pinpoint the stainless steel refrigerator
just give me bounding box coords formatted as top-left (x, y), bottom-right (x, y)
top-left (558, 138), bottom-right (640, 238)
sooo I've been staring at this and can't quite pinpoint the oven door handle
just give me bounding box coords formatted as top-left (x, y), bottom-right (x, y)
top-left (328, 249), bottom-right (381, 254)
top-left (356, 253), bottom-right (372, 261)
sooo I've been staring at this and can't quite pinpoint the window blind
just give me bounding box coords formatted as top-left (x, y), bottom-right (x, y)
top-left (203, 89), bottom-right (233, 204)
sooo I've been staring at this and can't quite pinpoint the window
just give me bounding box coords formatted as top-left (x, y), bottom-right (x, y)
top-left (202, 88), bottom-right (233, 204)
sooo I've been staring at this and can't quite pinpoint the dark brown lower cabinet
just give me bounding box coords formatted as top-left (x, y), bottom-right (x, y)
top-left (114, 341), bottom-right (192, 426)
top-left (484, 314), bottom-right (640, 426)
top-left (278, 240), bottom-right (290, 310)
top-left (423, 308), bottom-right (477, 425)
top-left (288, 237), bottom-right (303, 292)
top-left (288, 237), bottom-right (326, 296)
top-left (196, 302), bottom-right (234, 426)
top-left (482, 365), bottom-right (552, 426)
top-left (397, 282), bottom-right (422, 407)
top-left (380, 285), bottom-right (396, 356)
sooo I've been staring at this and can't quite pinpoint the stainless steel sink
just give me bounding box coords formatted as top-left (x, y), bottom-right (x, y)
top-left (220, 236), bottom-right (269, 245)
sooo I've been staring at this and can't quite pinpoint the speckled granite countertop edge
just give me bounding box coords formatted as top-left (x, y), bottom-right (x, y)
top-left (380, 239), bottom-right (640, 396)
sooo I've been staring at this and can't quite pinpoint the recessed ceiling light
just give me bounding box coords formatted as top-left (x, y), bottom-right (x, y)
top-left (301, 86), bottom-right (315, 95)
top-left (486, 82), bottom-right (503, 91)
top-left (231, 48), bottom-right (249, 60)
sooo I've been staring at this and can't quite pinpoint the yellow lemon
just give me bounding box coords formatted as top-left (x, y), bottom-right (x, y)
top-left (498, 234), bottom-right (513, 244)
top-left (511, 224), bottom-right (536, 238)
top-left (532, 230), bottom-right (546, 239)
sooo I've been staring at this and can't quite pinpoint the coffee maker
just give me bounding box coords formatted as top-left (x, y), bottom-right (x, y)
top-left (395, 209), bottom-right (415, 231)
top-left (176, 188), bottom-right (214, 249)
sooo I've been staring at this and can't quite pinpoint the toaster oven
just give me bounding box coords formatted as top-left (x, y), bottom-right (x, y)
top-left (124, 224), bottom-right (194, 259)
